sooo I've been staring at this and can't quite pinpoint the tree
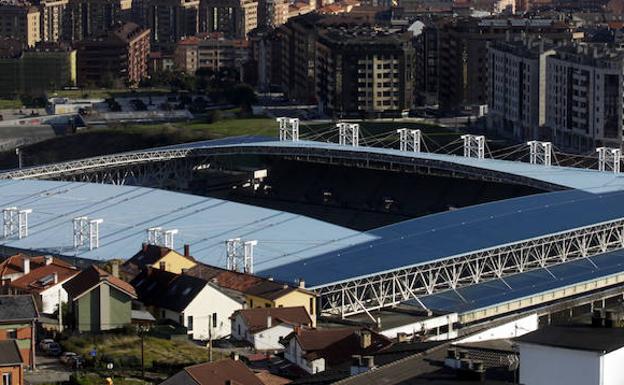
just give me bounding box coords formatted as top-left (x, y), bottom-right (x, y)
top-left (225, 84), bottom-right (257, 114)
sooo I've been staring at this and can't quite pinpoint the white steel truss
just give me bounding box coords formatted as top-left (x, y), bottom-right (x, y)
top-left (3, 207), bottom-right (31, 239)
top-left (338, 123), bottom-right (359, 147)
top-left (597, 147), bottom-right (621, 173)
top-left (461, 135), bottom-right (485, 159)
top-left (146, 227), bottom-right (178, 248)
top-left (397, 129), bottom-right (421, 152)
top-left (73, 216), bottom-right (89, 248)
top-left (88, 219), bottom-right (103, 250)
top-left (527, 141), bottom-right (552, 166)
top-left (315, 218), bottom-right (624, 318)
top-left (277, 117), bottom-right (300, 141)
top-left (226, 238), bottom-right (257, 274)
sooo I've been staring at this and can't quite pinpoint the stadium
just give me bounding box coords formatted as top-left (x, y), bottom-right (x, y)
top-left (2, 120), bottom-right (624, 333)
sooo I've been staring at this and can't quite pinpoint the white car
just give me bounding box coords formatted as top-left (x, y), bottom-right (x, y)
top-left (39, 339), bottom-right (55, 351)
top-left (60, 352), bottom-right (78, 365)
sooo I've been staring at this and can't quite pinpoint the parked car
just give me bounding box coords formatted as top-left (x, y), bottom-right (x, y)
top-left (60, 352), bottom-right (78, 365)
top-left (39, 339), bottom-right (55, 352)
top-left (46, 342), bottom-right (62, 356)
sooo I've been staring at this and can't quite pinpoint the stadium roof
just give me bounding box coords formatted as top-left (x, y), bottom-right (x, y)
top-left (164, 137), bottom-right (624, 194)
top-left (411, 247), bottom-right (624, 314)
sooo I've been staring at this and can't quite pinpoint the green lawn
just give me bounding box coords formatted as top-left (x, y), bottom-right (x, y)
top-left (50, 87), bottom-right (171, 100)
top-left (0, 99), bottom-right (23, 109)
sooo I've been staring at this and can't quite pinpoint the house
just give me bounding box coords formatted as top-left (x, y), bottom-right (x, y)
top-left (0, 295), bottom-right (38, 368)
top-left (231, 306), bottom-right (312, 350)
top-left (7, 256), bottom-right (79, 314)
top-left (0, 254), bottom-right (74, 286)
top-left (186, 263), bottom-right (317, 325)
top-left (121, 244), bottom-right (197, 281)
top-left (281, 327), bottom-right (393, 374)
top-left (160, 356), bottom-right (288, 385)
top-left (0, 340), bottom-right (24, 385)
top-left (132, 267), bottom-right (244, 340)
top-left (516, 325), bottom-right (624, 385)
top-left (63, 266), bottom-right (137, 332)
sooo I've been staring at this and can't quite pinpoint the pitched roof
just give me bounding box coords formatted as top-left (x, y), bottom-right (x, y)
top-left (186, 263), bottom-right (312, 300)
top-left (0, 340), bottom-right (23, 366)
top-left (121, 244), bottom-right (194, 280)
top-left (255, 370), bottom-right (291, 385)
top-left (0, 254), bottom-right (73, 277)
top-left (131, 267), bottom-right (207, 313)
top-left (0, 295), bottom-right (38, 321)
top-left (183, 359), bottom-right (265, 385)
top-left (234, 306), bottom-right (312, 333)
top-left (515, 326), bottom-right (624, 354)
top-left (9, 261), bottom-right (78, 293)
top-left (63, 266), bottom-right (137, 300)
top-left (283, 328), bottom-right (393, 367)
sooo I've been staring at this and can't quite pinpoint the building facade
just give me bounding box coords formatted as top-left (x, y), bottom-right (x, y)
top-left (0, 340), bottom-right (24, 385)
top-left (76, 22), bottom-right (150, 87)
top-left (546, 44), bottom-right (624, 153)
top-left (0, 296), bottom-right (37, 369)
top-left (144, 0), bottom-right (199, 46)
top-left (488, 39), bottom-right (554, 142)
top-left (63, 0), bottom-right (132, 42)
top-left (199, 0), bottom-right (258, 39)
top-left (39, 0), bottom-right (68, 42)
top-left (0, 2), bottom-right (40, 47)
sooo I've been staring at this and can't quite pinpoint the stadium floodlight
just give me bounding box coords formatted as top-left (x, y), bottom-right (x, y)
top-left (337, 123), bottom-right (359, 147)
top-left (73, 216), bottom-right (89, 248)
top-left (277, 117), bottom-right (300, 141)
top-left (226, 238), bottom-right (257, 274)
top-left (3, 207), bottom-right (31, 239)
top-left (397, 129), bottom-right (421, 152)
top-left (146, 227), bottom-right (178, 249)
top-left (597, 147), bottom-right (621, 173)
top-left (88, 219), bottom-right (103, 250)
top-left (527, 141), bottom-right (552, 166)
top-left (461, 134), bottom-right (485, 159)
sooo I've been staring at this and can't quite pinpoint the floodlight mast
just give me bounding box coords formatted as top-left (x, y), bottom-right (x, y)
top-left (527, 141), bottom-right (552, 166)
top-left (597, 147), bottom-right (621, 173)
top-left (397, 129), bottom-right (421, 152)
top-left (277, 117), bottom-right (300, 141)
top-left (461, 135), bottom-right (485, 159)
top-left (337, 123), bottom-right (359, 147)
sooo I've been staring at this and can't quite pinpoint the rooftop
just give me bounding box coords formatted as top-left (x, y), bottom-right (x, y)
top-left (9, 259), bottom-right (78, 293)
top-left (234, 306), bottom-right (312, 333)
top-left (160, 358), bottom-right (265, 385)
top-left (63, 265), bottom-right (137, 300)
top-left (516, 325), bottom-right (624, 353)
top-left (0, 295), bottom-right (38, 321)
top-left (0, 340), bottom-right (23, 366)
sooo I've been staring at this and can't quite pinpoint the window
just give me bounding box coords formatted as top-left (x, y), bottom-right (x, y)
top-left (250, 299), bottom-right (253, 308)
top-left (6, 329), bottom-right (16, 339)
top-left (159, 261), bottom-right (166, 270)
top-left (2, 373), bottom-right (11, 385)
top-left (187, 316), bottom-right (193, 331)
top-left (309, 298), bottom-right (315, 315)
top-left (238, 324), bottom-right (241, 335)
top-left (212, 313), bottom-right (217, 327)
top-left (265, 303), bottom-right (271, 308)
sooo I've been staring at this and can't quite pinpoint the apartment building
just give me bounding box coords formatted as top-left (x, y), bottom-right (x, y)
top-left (144, 0), bottom-right (200, 46)
top-left (175, 34), bottom-right (249, 74)
top-left (199, 0), bottom-right (258, 39)
top-left (315, 25), bottom-right (415, 117)
top-left (63, 0), bottom-right (132, 42)
top-left (76, 22), bottom-right (150, 86)
top-left (546, 44), bottom-right (624, 153)
top-left (257, 0), bottom-right (288, 27)
top-left (39, 0), bottom-right (68, 42)
top-left (0, 1), bottom-right (41, 47)
top-left (488, 39), bottom-right (555, 142)
top-left (432, 17), bottom-right (581, 111)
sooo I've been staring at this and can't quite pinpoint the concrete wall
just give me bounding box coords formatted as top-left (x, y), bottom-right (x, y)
top-left (519, 343), bottom-right (600, 385)
top-left (458, 313), bottom-right (538, 343)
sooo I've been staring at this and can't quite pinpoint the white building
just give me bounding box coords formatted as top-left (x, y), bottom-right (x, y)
top-left (488, 39), bottom-right (554, 142)
top-left (546, 44), bottom-right (624, 153)
top-left (516, 325), bottom-right (624, 385)
top-left (132, 267), bottom-right (244, 340)
top-left (231, 306), bottom-right (312, 351)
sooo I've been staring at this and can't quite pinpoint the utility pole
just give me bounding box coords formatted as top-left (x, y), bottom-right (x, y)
top-left (208, 316), bottom-right (213, 362)
top-left (58, 289), bottom-right (63, 333)
top-left (15, 148), bottom-right (22, 169)
top-left (140, 329), bottom-right (145, 380)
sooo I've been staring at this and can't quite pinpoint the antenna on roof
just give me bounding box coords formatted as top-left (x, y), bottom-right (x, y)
top-left (226, 238), bottom-right (257, 274)
top-left (3, 207), bottom-right (31, 239)
top-left (146, 227), bottom-right (178, 249)
top-left (397, 128), bottom-right (421, 152)
top-left (277, 117), bottom-right (300, 141)
top-left (597, 147), bottom-right (621, 173)
top-left (461, 134), bottom-right (485, 159)
top-left (338, 123), bottom-right (359, 147)
top-left (527, 141), bottom-right (552, 166)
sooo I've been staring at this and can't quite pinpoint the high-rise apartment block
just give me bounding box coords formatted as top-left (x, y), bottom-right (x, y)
top-left (200, 0), bottom-right (258, 39)
top-left (39, 0), bottom-right (69, 42)
top-left (144, 0), bottom-right (199, 46)
top-left (64, 0), bottom-right (132, 42)
top-left (0, 0), bottom-right (41, 47)
top-left (76, 22), bottom-right (150, 86)
top-left (174, 33), bottom-right (249, 74)
top-left (488, 39), bottom-right (554, 142)
top-left (546, 44), bottom-right (624, 152)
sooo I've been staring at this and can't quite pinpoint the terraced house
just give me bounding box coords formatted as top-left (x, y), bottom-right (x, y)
top-left (0, 295), bottom-right (38, 369)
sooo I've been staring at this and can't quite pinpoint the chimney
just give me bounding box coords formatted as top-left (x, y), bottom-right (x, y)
top-left (267, 315), bottom-right (272, 328)
top-left (45, 255), bottom-right (53, 265)
top-left (294, 326), bottom-right (301, 336)
top-left (184, 244), bottom-right (190, 257)
top-left (23, 257), bottom-right (30, 275)
top-left (53, 272), bottom-right (58, 284)
top-left (298, 278), bottom-right (305, 288)
top-left (111, 261), bottom-right (119, 278)
top-left (142, 242), bottom-right (148, 252)
top-left (359, 330), bottom-right (371, 349)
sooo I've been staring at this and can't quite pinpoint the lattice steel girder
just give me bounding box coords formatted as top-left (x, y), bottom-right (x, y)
top-left (315, 218), bottom-right (624, 317)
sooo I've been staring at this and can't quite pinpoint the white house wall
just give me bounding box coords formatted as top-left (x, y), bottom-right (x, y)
top-left (602, 346), bottom-right (624, 385)
top-left (519, 343), bottom-right (601, 385)
top-left (40, 282), bottom-right (71, 314)
top-left (284, 338), bottom-right (326, 374)
top-left (458, 313), bottom-right (538, 343)
top-left (183, 285), bottom-right (243, 340)
top-left (252, 324), bottom-right (294, 351)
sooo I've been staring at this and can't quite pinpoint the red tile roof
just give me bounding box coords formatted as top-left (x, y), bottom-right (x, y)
top-left (0, 254), bottom-right (72, 278)
top-left (255, 370), bottom-right (291, 385)
top-left (9, 262), bottom-right (79, 293)
top-left (234, 306), bottom-right (312, 333)
top-left (63, 266), bottom-right (137, 299)
top-left (185, 359), bottom-right (265, 385)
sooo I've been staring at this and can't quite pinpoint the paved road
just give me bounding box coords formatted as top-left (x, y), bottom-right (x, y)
top-left (26, 355), bottom-right (72, 384)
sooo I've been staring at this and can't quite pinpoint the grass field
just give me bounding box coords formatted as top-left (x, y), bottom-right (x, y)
top-left (0, 99), bottom-right (23, 109)
top-left (49, 87), bottom-right (171, 100)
